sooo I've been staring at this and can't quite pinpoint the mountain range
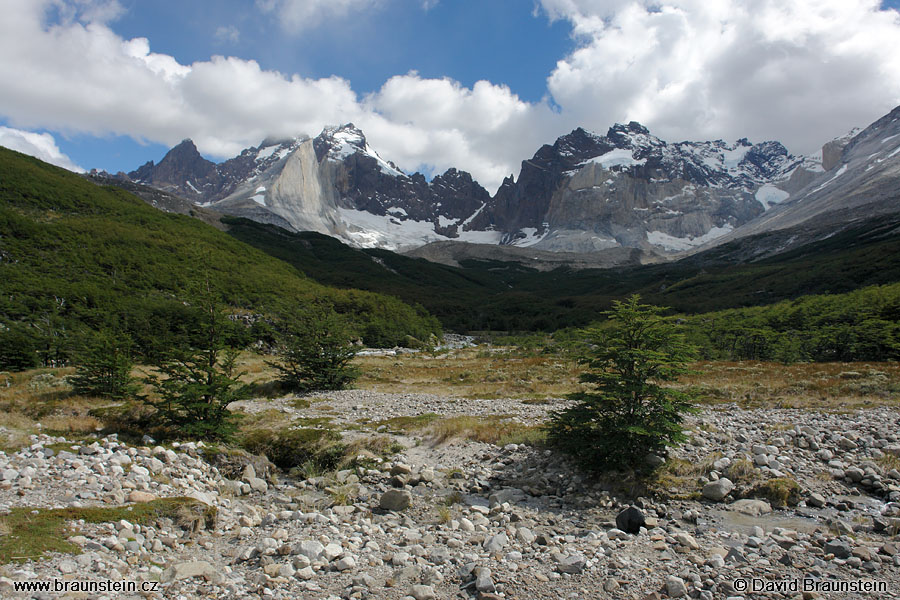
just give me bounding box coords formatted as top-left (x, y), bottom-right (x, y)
top-left (106, 105), bottom-right (900, 266)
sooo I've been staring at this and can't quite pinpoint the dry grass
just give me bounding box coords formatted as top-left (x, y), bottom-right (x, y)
top-left (876, 453), bottom-right (900, 472)
top-left (356, 348), bottom-right (581, 399)
top-left (679, 361), bottom-right (900, 410)
top-left (751, 477), bottom-right (802, 507)
top-left (355, 350), bottom-right (900, 409)
top-left (726, 458), bottom-right (757, 485)
top-left (648, 454), bottom-right (724, 499)
top-left (4, 351), bottom-right (896, 459)
top-left (366, 411), bottom-right (545, 447)
top-left (39, 414), bottom-right (103, 434)
top-left (423, 415), bottom-right (546, 446)
top-left (0, 368), bottom-right (120, 450)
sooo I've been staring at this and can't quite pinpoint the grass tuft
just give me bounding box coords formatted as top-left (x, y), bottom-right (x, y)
top-left (424, 415), bottom-right (545, 446)
top-left (0, 497), bottom-right (212, 563)
top-left (751, 477), bottom-right (802, 507)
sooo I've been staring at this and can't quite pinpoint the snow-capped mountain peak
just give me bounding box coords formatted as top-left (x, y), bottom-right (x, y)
top-left (121, 105), bottom-right (900, 259)
top-left (314, 123), bottom-right (404, 177)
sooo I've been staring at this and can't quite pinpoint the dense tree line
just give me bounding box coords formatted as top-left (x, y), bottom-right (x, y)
top-left (680, 283), bottom-right (900, 362)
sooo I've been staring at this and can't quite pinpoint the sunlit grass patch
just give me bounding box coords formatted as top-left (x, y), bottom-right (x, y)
top-left (355, 348), bottom-right (582, 399)
top-left (369, 413), bottom-right (441, 433)
top-left (0, 497), bottom-right (213, 563)
top-left (679, 361), bottom-right (900, 409)
top-left (424, 415), bottom-right (546, 446)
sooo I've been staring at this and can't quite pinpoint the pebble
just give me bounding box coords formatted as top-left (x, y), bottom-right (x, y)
top-left (0, 392), bottom-right (896, 600)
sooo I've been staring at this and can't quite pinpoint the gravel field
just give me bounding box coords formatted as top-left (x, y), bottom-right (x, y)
top-left (0, 390), bottom-right (898, 599)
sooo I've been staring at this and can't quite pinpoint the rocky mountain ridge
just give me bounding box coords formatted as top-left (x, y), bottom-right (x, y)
top-left (695, 104), bottom-right (900, 256)
top-left (116, 106), bottom-right (900, 257)
top-left (468, 122), bottom-right (821, 253)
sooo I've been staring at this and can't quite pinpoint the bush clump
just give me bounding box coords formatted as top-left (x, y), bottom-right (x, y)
top-left (548, 295), bottom-right (696, 472)
top-left (268, 305), bottom-right (360, 393)
top-left (240, 427), bottom-right (344, 472)
top-left (752, 477), bottom-right (801, 507)
top-left (69, 331), bottom-right (137, 399)
top-left (143, 285), bottom-right (248, 442)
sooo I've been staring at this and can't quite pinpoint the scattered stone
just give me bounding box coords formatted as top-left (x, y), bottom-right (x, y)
top-left (616, 506), bottom-right (645, 534)
top-left (825, 539), bottom-right (853, 559)
top-left (807, 492), bottom-right (827, 508)
top-left (702, 478), bottom-right (734, 501)
top-left (666, 575), bottom-right (688, 598)
top-left (675, 532), bottom-right (700, 550)
top-left (556, 553), bottom-right (586, 574)
top-left (410, 584), bottom-right (436, 600)
top-left (483, 532), bottom-right (508, 553)
top-left (730, 499), bottom-right (772, 516)
top-left (160, 561), bottom-right (223, 584)
top-left (296, 540), bottom-right (325, 561)
top-left (474, 567), bottom-right (495, 593)
top-left (126, 491), bottom-right (157, 503)
top-left (379, 489), bottom-right (412, 511)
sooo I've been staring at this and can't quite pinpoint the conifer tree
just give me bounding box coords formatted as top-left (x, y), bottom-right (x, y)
top-left (70, 331), bottom-right (137, 399)
top-left (548, 295), bottom-right (696, 471)
top-left (144, 283), bottom-right (247, 441)
top-left (269, 304), bottom-right (359, 392)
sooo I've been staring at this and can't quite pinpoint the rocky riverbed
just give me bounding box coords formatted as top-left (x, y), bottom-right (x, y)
top-left (0, 391), bottom-right (898, 599)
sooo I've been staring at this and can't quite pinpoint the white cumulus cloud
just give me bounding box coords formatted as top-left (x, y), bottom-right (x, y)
top-left (0, 126), bottom-right (84, 172)
top-left (539, 0), bottom-right (900, 153)
top-left (360, 74), bottom-right (559, 188)
top-left (1, 0), bottom-right (900, 193)
top-left (0, 0), bottom-right (551, 190)
top-left (48, 0), bottom-right (124, 25)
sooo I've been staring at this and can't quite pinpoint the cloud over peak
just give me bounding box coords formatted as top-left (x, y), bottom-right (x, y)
top-left (2, 0), bottom-right (900, 191)
top-left (540, 0), bottom-right (900, 152)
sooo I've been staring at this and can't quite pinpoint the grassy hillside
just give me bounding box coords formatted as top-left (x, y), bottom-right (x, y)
top-left (224, 213), bottom-right (900, 332)
top-left (0, 147), bottom-right (440, 367)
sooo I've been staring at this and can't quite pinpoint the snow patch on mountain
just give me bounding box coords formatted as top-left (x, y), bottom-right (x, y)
top-left (809, 164), bottom-right (848, 194)
top-left (583, 148), bottom-right (647, 169)
top-left (255, 145), bottom-right (279, 161)
top-left (755, 185), bottom-right (790, 209)
top-left (321, 124), bottom-right (404, 177)
top-left (646, 224), bottom-right (734, 252)
top-left (337, 208), bottom-right (502, 250)
top-left (509, 227), bottom-right (549, 247)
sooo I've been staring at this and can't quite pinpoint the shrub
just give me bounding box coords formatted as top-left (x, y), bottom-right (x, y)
top-left (752, 477), bottom-right (801, 507)
top-left (240, 427), bottom-right (344, 472)
top-left (547, 295), bottom-right (697, 472)
top-left (143, 285), bottom-right (247, 441)
top-left (726, 458), bottom-right (757, 485)
top-left (69, 331), bottom-right (137, 399)
top-left (268, 305), bottom-right (360, 392)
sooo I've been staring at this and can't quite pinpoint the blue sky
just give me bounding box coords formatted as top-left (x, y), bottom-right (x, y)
top-left (42, 0), bottom-right (575, 175)
top-left (1, 0), bottom-right (900, 191)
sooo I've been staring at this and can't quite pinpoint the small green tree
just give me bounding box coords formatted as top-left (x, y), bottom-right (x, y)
top-left (69, 331), bottom-right (137, 399)
top-left (144, 285), bottom-right (247, 441)
top-left (269, 305), bottom-right (359, 392)
top-left (0, 324), bottom-right (40, 372)
top-left (547, 295), bottom-right (696, 472)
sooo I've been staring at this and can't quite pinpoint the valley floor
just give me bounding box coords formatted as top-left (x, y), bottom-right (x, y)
top-left (0, 353), bottom-right (898, 599)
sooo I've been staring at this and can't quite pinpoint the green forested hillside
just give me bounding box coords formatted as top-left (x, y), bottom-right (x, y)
top-left (681, 283), bottom-right (900, 362)
top-left (0, 148), bottom-right (440, 367)
top-left (224, 213), bottom-right (900, 332)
